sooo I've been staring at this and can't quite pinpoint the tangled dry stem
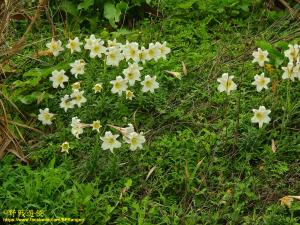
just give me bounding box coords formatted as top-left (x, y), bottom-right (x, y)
top-left (0, 0), bottom-right (52, 62)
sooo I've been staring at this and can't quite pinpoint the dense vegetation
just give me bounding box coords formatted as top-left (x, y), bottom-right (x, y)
top-left (1, 0), bottom-right (300, 224)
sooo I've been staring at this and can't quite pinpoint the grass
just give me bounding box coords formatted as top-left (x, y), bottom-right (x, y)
top-left (1, 3), bottom-right (300, 225)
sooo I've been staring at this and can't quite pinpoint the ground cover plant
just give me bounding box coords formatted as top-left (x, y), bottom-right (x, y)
top-left (1, 0), bottom-right (300, 224)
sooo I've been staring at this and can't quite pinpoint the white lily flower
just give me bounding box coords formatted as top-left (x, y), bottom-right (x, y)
top-left (70, 59), bottom-right (85, 78)
top-left (110, 76), bottom-right (128, 96)
top-left (156, 41), bottom-right (171, 60)
top-left (141, 75), bottom-right (159, 93)
top-left (147, 43), bottom-right (161, 61)
top-left (84, 34), bottom-right (98, 50)
top-left (123, 42), bottom-right (140, 62)
top-left (106, 48), bottom-right (124, 67)
top-left (59, 95), bottom-right (74, 112)
top-left (49, 70), bottom-right (68, 88)
top-left (89, 39), bottom-right (106, 58)
top-left (284, 44), bottom-right (299, 63)
top-left (71, 82), bottom-right (81, 90)
top-left (251, 106), bottom-right (271, 128)
top-left (38, 108), bottom-right (54, 125)
top-left (100, 131), bottom-right (121, 153)
top-left (251, 73), bottom-right (270, 92)
top-left (46, 39), bottom-right (64, 57)
top-left (139, 46), bottom-right (149, 64)
top-left (282, 62), bottom-right (300, 81)
top-left (126, 132), bottom-right (146, 151)
top-left (71, 117), bottom-right (84, 139)
top-left (108, 123), bottom-right (135, 138)
top-left (71, 90), bottom-right (87, 107)
top-left (217, 73), bottom-right (237, 95)
top-left (66, 37), bottom-right (82, 54)
top-left (252, 48), bottom-right (269, 67)
top-left (123, 63), bottom-right (142, 86)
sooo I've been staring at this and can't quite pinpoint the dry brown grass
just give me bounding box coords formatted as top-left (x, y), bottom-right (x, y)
top-left (0, 0), bottom-right (52, 162)
top-left (0, 98), bottom-right (28, 162)
top-left (0, 0), bottom-right (48, 62)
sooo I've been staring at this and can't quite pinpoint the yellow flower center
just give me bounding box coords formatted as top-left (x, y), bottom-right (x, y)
top-left (148, 49), bottom-right (155, 57)
top-left (256, 112), bottom-right (264, 120)
top-left (131, 136), bottom-right (138, 145)
top-left (76, 95), bottom-right (82, 101)
top-left (126, 91), bottom-right (133, 98)
top-left (108, 137), bottom-right (115, 145)
top-left (258, 78), bottom-right (266, 86)
top-left (127, 72), bottom-right (134, 79)
top-left (114, 82), bottom-right (121, 90)
top-left (57, 75), bottom-right (64, 83)
top-left (109, 53), bottom-right (116, 60)
top-left (95, 85), bottom-right (102, 91)
top-left (44, 113), bottom-right (51, 120)
top-left (93, 45), bottom-right (100, 52)
top-left (62, 143), bottom-right (69, 150)
top-left (93, 123), bottom-right (101, 129)
top-left (258, 53), bottom-right (265, 61)
top-left (130, 49), bottom-right (136, 56)
top-left (70, 41), bottom-right (77, 49)
top-left (225, 79), bottom-right (232, 89)
top-left (145, 80), bottom-right (152, 88)
top-left (51, 43), bottom-right (58, 51)
top-left (287, 68), bottom-right (293, 77)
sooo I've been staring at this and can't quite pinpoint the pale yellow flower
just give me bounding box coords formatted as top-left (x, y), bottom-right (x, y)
top-left (92, 120), bottom-right (102, 133)
top-left (126, 90), bottom-right (135, 100)
top-left (71, 82), bottom-right (81, 90)
top-left (93, 83), bottom-right (103, 93)
top-left (61, 142), bottom-right (70, 153)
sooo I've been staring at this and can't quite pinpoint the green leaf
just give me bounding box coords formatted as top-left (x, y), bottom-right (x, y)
top-left (125, 178), bottom-right (132, 188)
top-left (13, 63), bottom-right (69, 90)
top-left (78, 0), bottom-right (94, 10)
top-left (23, 63), bottom-right (68, 78)
top-left (23, 68), bottom-right (52, 78)
top-left (104, 2), bottom-right (121, 28)
top-left (60, 0), bottom-right (79, 16)
top-left (116, 1), bottom-right (128, 12)
top-left (239, 4), bottom-right (249, 12)
top-left (274, 41), bottom-right (289, 50)
top-left (18, 92), bottom-right (43, 104)
top-left (177, 0), bottom-right (198, 9)
top-left (111, 28), bottom-right (134, 38)
top-left (48, 157), bottom-right (56, 169)
top-left (86, 17), bottom-right (98, 30)
top-left (256, 40), bottom-right (273, 51)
